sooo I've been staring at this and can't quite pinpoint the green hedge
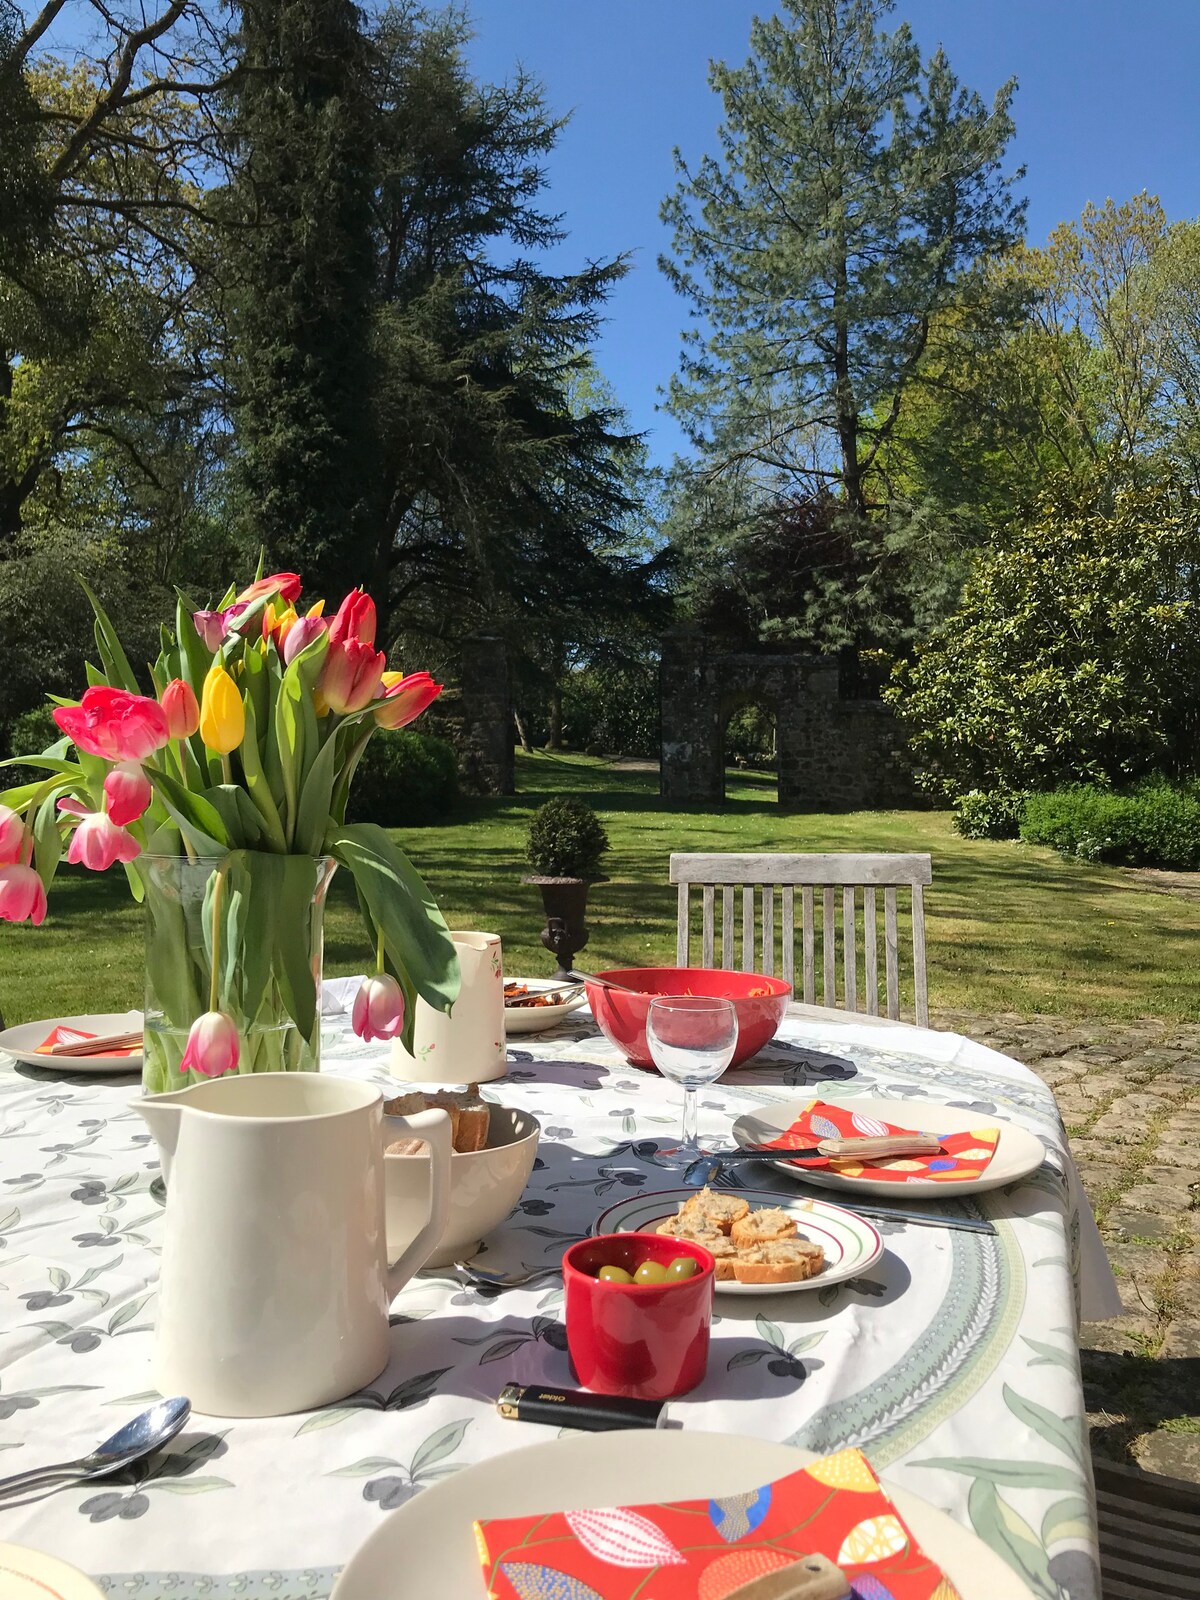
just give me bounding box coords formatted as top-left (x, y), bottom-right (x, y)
top-left (345, 730), bottom-right (460, 828)
top-left (1021, 780), bottom-right (1200, 869)
top-left (953, 790), bottom-right (1027, 840)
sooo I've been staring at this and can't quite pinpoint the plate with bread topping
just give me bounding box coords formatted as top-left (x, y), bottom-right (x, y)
top-left (592, 1187), bottom-right (883, 1295)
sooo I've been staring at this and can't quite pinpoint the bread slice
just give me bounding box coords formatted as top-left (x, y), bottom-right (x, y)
top-left (732, 1237), bottom-right (825, 1285)
top-left (679, 1187), bottom-right (750, 1235)
top-left (730, 1207), bottom-right (798, 1250)
top-left (385, 1137), bottom-right (429, 1156)
top-left (656, 1213), bottom-right (725, 1244)
top-left (701, 1234), bottom-right (738, 1281)
top-left (382, 1086), bottom-right (490, 1154)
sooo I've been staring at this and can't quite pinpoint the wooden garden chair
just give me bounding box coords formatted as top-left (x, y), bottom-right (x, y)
top-left (670, 852), bottom-right (932, 1027)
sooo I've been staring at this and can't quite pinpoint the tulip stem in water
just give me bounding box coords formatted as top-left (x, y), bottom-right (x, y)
top-left (208, 862), bottom-right (229, 1014)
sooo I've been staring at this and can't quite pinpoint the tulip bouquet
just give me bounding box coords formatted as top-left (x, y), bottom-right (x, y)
top-left (0, 571), bottom-right (460, 1092)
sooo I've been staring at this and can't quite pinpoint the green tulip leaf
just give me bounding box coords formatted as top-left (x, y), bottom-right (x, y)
top-left (79, 578), bottom-right (141, 693)
top-left (147, 769), bottom-right (230, 857)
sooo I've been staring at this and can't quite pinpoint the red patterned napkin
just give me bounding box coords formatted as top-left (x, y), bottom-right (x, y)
top-left (475, 1447), bottom-right (959, 1599)
top-left (35, 1027), bottom-right (140, 1058)
top-left (764, 1100), bottom-right (998, 1185)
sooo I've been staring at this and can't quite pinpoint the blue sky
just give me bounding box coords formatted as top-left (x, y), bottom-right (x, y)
top-left (464, 0), bottom-right (1200, 466)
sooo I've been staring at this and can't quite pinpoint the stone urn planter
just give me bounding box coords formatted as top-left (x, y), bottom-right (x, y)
top-left (523, 797), bottom-right (609, 980)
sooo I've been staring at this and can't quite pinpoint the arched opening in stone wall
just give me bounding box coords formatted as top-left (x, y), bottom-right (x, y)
top-left (721, 696), bottom-right (778, 803)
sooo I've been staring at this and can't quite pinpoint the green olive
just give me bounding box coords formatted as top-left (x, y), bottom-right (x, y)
top-left (633, 1260), bottom-right (668, 1285)
top-left (598, 1265), bottom-right (634, 1284)
top-left (666, 1255), bottom-right (700, 1281)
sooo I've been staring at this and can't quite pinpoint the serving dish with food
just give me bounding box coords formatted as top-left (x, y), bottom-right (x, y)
top-left (594, 1186), bottom-right (883, 1295)
top-left (502, 978), bottom-right (588, 1035)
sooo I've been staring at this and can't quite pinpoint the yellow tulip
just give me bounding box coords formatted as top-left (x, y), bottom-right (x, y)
top-left (199, 664), bottom-right (245, 754)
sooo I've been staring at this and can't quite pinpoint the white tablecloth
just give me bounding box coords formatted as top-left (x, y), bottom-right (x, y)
top-left (0, 1002), bottom-right (1116, 1600)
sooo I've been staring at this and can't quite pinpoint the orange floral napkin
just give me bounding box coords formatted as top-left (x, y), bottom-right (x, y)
top-left (35, 1026), bottom-right (140, 1058)
top-left (475, 1447), bottom-right (960, 1599)
top-left (763, 1100), bottom-right (999, 1185)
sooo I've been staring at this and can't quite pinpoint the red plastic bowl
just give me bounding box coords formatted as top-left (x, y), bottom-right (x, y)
top-left (585, 967), bottom-right (791, 1070)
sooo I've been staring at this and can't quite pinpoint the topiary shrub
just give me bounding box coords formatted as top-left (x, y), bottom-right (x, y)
top-left (1021, 779), bottom-right (1200, 868)
top-left (953, 790), bottom-right (1027, 840)
top-left (345, 730), bottom-right (459, 828)
top-left (527, 797), bottom-right (609, 880)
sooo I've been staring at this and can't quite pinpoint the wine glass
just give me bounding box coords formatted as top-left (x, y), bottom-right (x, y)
top-left (646, 996), bottom-right (738, 1170)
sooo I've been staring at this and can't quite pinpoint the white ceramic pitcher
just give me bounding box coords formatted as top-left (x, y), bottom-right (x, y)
top-left (136, 1073), bottom-right (451, 1418)
top-left (391, 930), bottom-right (506, 1083)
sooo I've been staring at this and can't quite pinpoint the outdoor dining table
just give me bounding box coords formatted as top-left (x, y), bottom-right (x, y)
top-left (0, 994), bottom-right (1121, 1600)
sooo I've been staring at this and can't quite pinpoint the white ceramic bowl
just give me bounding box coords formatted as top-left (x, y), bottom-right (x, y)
top-left (384, 1103), bottom-right (540, 1268)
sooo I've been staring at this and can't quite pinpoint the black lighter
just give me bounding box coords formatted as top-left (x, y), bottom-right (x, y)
top-left (496, 1383), bottom-right (668, 1431)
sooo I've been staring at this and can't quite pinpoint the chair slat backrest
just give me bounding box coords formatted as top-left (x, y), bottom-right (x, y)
top-left (671, 852), bottom-right (932, 1026)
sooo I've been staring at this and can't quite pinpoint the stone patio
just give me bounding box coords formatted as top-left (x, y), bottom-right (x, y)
top-left (935, 1008), bottom-right (1200, 1484)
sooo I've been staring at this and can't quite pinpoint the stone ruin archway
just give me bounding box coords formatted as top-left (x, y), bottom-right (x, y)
top-left (659, 630), bottom-right (911, 811)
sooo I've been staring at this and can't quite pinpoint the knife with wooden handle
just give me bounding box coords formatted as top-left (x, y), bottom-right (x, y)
top-left (728, 1132), bottom-right (943, 1161)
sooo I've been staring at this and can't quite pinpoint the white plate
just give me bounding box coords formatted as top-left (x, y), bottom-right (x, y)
top-left (331, 1429), bottom-right (1036, 1600)
top-left (733, 1095), bottom-right (1046, 1198)
top-left (592, 1187), bottom-right (883, 1295)
top-left (503, 980), bottom-right (587, 1035)
top-left (0, 1011), bottom-right (143, 1075)
top-left (0, 1541), bottom-right (105, 1600)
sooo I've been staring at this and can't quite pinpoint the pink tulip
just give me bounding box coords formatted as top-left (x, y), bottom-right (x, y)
top-left (161, 679), bottom-right (200, 739)
top-left (54, 687), bottom-right (170, 762)
top-left (0, 804), bottom-right (27, 866)
top-left (352, 974), bottom-right (406, 1042)
top-left (328, 588), bottom-right (377, 648)
top-left (180, 1010), bottom-right (240, 1077)
top-left (374, 671), bottom-right (443, 730)
top-left (103, 762), bottom-right (152, 826)
top-left (318, 639), bottom-right (386, 715)
top-left (236, 573), bottom-right (302, 606)
top-left (66, 809), bottom-right (141, 871)
top-left (282, 614), bottom-right (327, 665)
top-left (0, 862), bottom-right (47, 925)
top-left (193, 610), bottom-right (227, 651)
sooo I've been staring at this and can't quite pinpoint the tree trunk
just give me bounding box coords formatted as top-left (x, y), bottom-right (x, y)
top-left (547, 683), bottom-right (563, 750)
top-left (513, 706), bottom-right (533, 753)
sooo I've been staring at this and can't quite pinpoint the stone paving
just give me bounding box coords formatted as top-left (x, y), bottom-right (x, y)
top-left (935, 1008), bottom-right (1200, 1484)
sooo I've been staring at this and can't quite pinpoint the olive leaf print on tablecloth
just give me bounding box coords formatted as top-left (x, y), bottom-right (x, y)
top-left (329, 1418), bottom-right (473, 1512)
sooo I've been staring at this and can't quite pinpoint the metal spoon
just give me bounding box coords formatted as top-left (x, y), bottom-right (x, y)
top-left (0, 1395), bottom-right (191, 1501)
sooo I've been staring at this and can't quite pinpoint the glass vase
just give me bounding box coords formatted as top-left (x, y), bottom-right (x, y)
top-left (138, 852), bottom-right (337, 1095)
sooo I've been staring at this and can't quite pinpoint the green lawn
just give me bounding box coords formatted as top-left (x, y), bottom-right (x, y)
top-left (2, 751), bottom-right (1198, 1025)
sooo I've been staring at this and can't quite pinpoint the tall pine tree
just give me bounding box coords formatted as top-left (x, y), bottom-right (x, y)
top-left (225, 0), bottom-right (379, 596)
top-left (660, 0), bottom-right (1024, 651)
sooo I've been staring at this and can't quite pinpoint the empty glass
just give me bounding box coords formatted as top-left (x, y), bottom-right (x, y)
top-left (646, 996), bottom-right (739, 1169)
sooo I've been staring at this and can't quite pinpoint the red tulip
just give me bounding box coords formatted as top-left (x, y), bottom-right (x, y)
top-left (318, 639), bottom-right (385, 715)
top-left (161, 679), bottom-right (200, 740)
top-left (328, 588), bottom-right (377, 648)
top-left (352, 974), bottom-right (406, 1042)
top-left (103, 762), bottom-right (152, 826)
top-left (0, 862), bottom-right (46, 925)
top-left (236, 572), bottom-right (302, 606)
top-left (0, 804), bottom-right (27, 866)
top-left (374, 671), bottom-right (443, 730)
top-left (65, 808), bottom-right (141, 871)
top-left (180, 1010), bottom-right (240, 1077)
top-left (54, 687), bottom-right (170, 762)
top-left (282, 614), bottom-right (327, 665)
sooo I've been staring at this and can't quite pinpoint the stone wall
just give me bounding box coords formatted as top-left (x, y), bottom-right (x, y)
top-left (660, 631), bottom-right (913, 810)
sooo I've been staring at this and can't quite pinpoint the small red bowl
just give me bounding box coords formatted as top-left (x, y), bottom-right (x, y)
top-left (585, 967), bottom-right (791, 1070)
top-left (563, 1233), bottom-right (715, 1400)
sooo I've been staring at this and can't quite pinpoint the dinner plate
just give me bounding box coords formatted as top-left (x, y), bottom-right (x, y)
top-left (0, 1011), bottom-right (144, 1075)
top-left (733, 1095), bottom-right (1046, 1198)
top-left (0, 1541), bottom-right (105, 1600)
top-left (592, 1187), bottom-right (883, 1295)
top-left (330, 1429), bottom-right (1036, 1600)
top-left (503, 980), bottom-right (588, 1035)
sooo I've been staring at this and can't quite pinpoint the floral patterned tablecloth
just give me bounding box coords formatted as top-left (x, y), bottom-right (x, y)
top-left (0, 1003), bottom-right (1118, 1600)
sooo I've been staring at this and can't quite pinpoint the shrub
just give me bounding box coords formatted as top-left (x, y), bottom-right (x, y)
top-left (562, 662), bottom-right (659, 757)
top-left (887, 476), bottom-right (1200, 802)
top-left (953, 790), bottom-right (1026, 840)
top-left (527, 796), bottom-right (609, 880)
top-left (1021, 780), bottom-right (1200, 869)
top-left (345, 730), bottom-right (459, 828)
top-left (3, 705), bottom-right (64, 790)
